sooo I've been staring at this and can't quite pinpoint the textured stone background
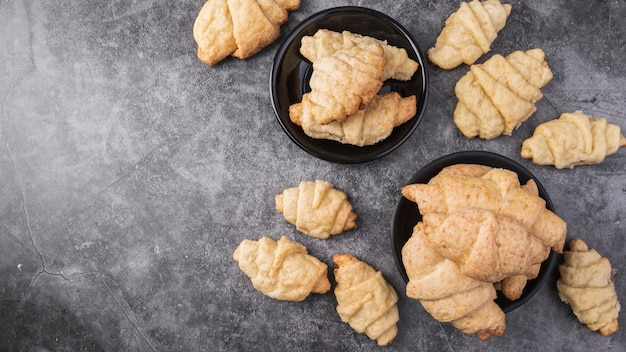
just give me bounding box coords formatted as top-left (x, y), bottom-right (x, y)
top-left (1, 0), bottom-right (624, 351)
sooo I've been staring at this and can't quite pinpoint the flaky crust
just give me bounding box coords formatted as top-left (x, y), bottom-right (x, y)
top-left (233, 236), bottom-right (330, 301)
top-left (333, 254), bottom-right (399, 346)
top-left (557, 238), bottom-right (620, 336)
top-left (428, 0), bottom-right (512, 70)
top-left (275, 180), bottom-right (357, 239)
top-left (521, 110), bottom-right (626, 169)
top-left (454, 49), bottom-right (553, 139)
top-left (193, 0), bottom-right (299, 65)
top-left (289, 92), bottom-right (417, 146)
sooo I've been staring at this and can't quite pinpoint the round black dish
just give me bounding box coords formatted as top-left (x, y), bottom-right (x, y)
top-left (270, 6), bottom-right (429, 163)
top-left (391, 151), bottom-right (560, 313)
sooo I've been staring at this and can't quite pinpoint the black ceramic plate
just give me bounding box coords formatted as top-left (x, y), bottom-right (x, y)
top-left (270, 6), bottom-right (429, 163)
top-left (391, 151), bottom-right (560, 313)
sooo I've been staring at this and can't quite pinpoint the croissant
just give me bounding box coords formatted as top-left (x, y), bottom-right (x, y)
top-left (275, 180), bottom-right (357, 239)
top-left (521, 111), bottom-right (626, 169)
top-left (422, 208), bottom-right (550, 283)
top-left (333, 254), bottom-right (399, 346)
top-left (300, 29), bottom-right (419, 81)
top-left (557, 238), bottom-right (620, 336)
top-left (302, 42), bottom-right (385, 125)
top-left (402, 166), bottom-right (567, 252)
top-left (233, 236), bottom-right (330, 301)
top-left (402, 223), bottom-right (506, 340)
top-left (193, 0), bottom-right (299, 65)
top-left (454, 48), bottom-right (553, 139)
top-left (289, 92), bottom-right (417, 146)
top-left (428, 0), bottom-right (512, 70)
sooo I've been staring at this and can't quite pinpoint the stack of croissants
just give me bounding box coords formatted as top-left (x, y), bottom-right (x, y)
top-left (191, 0), bottom-right (623, 345)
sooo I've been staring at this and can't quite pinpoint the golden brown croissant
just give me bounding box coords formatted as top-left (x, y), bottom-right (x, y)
top-left (454, 49), bottom-right (553, 139)
top-left (521, 110), bottom-right (626, 169)
top-left (302, 42), bottom-right (385, 125)
top-left (300, 29), bottom-right (419, 81)
top-left (333, 254), bottom-right (399, 346)
top-left (233, 236), bottom-right (330, 301)
top-left (289, 92), bottom-right (416, 146)
top-left (422, 208), bottom-right (550, 283)
top-left (402, 167), bottom-right (567, 253)
top-left (557, 238), bottom-right (620, 336)
top-left (402, 223), bottom-right (506, 340)
top-left (275, 180), bottom-right (357, 239)
top-left (193, 0), bottom-right (299, 65)
top-left (428, 0), bottom-right (512, 70)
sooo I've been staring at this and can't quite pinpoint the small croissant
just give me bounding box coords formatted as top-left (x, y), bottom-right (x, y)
top-left (300, 29), bottom-right (419, 81)
top-left (333, 254), bottom-right (400, 346)
top-left (521, 111), bottom-right (626, 169)
top-left (289, 92), bottom-right (417, 146)
top-left (302, 42), bottom-right (385, 125)
top-left (454, 49), bottom-right (553, 139)
top-left (275, 180), bottom-right (357, 239)
top-left (193, 0), bottom-right (299, 65)
top-left (428, 0), bottom-right (512, 70)
top-left (233, 236), bottom-right (330, 301)
top-left (557, 238), bottom-right (620, 336)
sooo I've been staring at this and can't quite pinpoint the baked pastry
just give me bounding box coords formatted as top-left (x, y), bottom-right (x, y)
top-left (302, 42), bottom-right (385, 125)
top-left (193, 0), bottom-right (299, 65)
top-left (401, 166), bottom-right (567, 252)
top-left (289, 92), bottom-right (417, 146)
top-left (521, 110), bottom-right (626, 169)
top-left (300, 29), bottom-right (419, 81)
top-left (557, 238), bottom-right (620, 336)
top-left (454, 49), bottom-right (553, 139)
top-left (275, 180), bottom-right (357, 239)
top-left (233, 236), bottom-right (330, 301)
top-left (333, 254), bottom-right (399, 346)
top-left (422, 207), bottom-right (550, 283)
top-left (428, 0), bottom-right (512, 70)
top-left (403, 223), bottom-right (506, 340)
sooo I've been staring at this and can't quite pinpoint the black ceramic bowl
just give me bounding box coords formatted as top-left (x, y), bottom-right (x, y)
top-left (270, 6), bottom-right (429, 163)
top-left (391, 151), bottom-right (560, 313)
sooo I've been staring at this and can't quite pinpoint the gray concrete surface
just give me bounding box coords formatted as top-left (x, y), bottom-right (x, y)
top-left (1, 0), bottom-right (625, 351)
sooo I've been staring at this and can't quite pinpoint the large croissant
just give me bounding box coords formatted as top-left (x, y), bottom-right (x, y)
top-left (302, 42), bottom-right (385, 125)
top-left (557, 238), bottom-right (620, 336)
top-left (422, 207), bottom-right (550, 283)
top-left (402, 166), bottom-right (567, 252)
top-left (300, 29), bottom-right (419, 81)
top-left (233, 236), bottom-right (330, 301)
top-left (275, 180), bottom-right (357, 239)
top-left (402, 223), bottom-right (506, 340)
top-left (333, 254), bottom-right (400, 346)
top-left (521, 111), bottom-right (626, 169)
top-left (428, 0), bottom-right (512, 70)
top-left (289, 92), bottom-right (417, 146)
top-left (193, 0), bottom-right (299, 65)
top-left (454, 49), bottom-right (553, 139)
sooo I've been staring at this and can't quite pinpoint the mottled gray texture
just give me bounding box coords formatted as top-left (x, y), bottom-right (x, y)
top-left (1, 0), bottom-right (625, 351)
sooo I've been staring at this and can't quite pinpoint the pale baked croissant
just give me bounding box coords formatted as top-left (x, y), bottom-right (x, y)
top-left (454, 49), bottom-right (553, 139)
top-left (275, 180), bottom-right (357, 239)
top-left (557, 238), bottom-right (620, 336)
top-left (233, 236), bottom-right (330, 301)
top-left (422, 207), bottom-right (550, 283)
top-left (193, 0), bottom-right (299, 65)
top-left (402, 166), bottom-right (567, 252)
top-left (402, 223), bottom-right (506, 340)
top-left (521, 110), bottom-right (626, 169)
top-left (302, 42), bottom-right (385, 125)
top-left (428, 0), bottom-right (512, 70)
top-left (289, 92), bottom-right (416, 146)
top-left (333, 254), bottom-right (399, 346)
top-left (300, 29), bottom-right (419, 81)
